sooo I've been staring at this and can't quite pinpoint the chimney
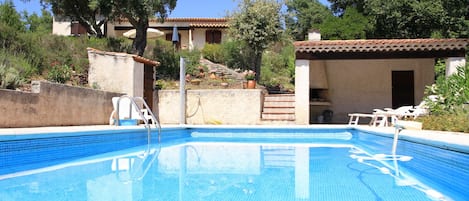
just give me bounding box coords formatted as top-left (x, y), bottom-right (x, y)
top-left (308, 29), bottom-right (321, 41)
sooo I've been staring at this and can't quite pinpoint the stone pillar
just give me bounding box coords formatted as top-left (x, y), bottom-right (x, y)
top-left (188, 29), bottom-right (193, 51)
top-left (295, 59), bottom-right (310, 124)
top-left (445, 57), bottom-right (466, 76)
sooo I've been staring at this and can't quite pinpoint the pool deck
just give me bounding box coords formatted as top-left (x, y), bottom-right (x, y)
top-left (0, 124), bottom-right (468, 152)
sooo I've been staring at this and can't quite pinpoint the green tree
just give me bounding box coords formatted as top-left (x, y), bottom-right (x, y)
top-left (41, 0), bottom-right (112, 37)
top-left (229, 0), bottom-right (282, 81)
top-left (439, 0), bottom-right (469, 38)
top-left (110, 0), bottom-right (176, 56)
top-left (329, 0), bottom-right (469, 39)
top-left (0, 0), bottom-right (24, 32)
top-left (319, 7), bottom-right (370, 39)
top-left (365, 0), bottom-right (444, 38)
top-left (23, 9), bottom-right (53, 33)
top-left (285, 0), bottom-right (332, 41)
top-left (40, 0), bottom-right (176, 55)
top-left (328, 0), bottom-right (365, 14)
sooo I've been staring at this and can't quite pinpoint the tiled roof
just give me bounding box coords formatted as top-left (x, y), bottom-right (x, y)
top-left (294, 38), bottom-right (468, 53)
top-left (132, 55), bottom-right (160, 66)
top-left (87, 48), bottom-right (160, 66)
top-left (189, 23), bottom-right (229, 28)
top-left (116, 17), bottom-right (228, 23)
top-left (164, 18), bottom-right (228, 22)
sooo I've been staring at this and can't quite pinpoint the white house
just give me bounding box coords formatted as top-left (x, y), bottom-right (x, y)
top-left (294, 32), bottom-right (468, 124)
top-left (53, 17), bottom-right (229, 50)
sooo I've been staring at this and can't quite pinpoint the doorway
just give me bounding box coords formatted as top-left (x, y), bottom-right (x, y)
top-left (143, 65), bottom-right (154, 110)
top-left (392, 71), bottom-right (415, 108)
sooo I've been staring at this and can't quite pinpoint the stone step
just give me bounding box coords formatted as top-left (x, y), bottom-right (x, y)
top-left (263, 101), bottom-right (295, 108)
top-left (260, 120), bottom-right (296, 125)
top-left (263, 107), bottom-right (295, 114)
top-left (262, 94), bottom-right (296, 122)
top-left (262, 113), bottom-right (295, 120)
top-left (264, 95), bottom-right (295, 102)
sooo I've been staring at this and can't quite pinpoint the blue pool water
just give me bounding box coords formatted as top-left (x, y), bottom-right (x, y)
top-left (0, 127), bottom-right (468, 201)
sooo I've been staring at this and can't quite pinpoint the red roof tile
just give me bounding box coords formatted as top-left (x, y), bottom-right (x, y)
top-left (164, 18), bottom-right (228, 23)
top-left (117, 17), bottom-right (228, 23)
top-left (294, 38), bottom-right (468, 53)
top-left (189, 23), bottom-right (229, 28)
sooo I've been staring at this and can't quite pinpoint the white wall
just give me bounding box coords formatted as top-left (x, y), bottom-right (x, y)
top-left (322, 58), bottom-right (434, 123)
top-left (87, 49), bottom-right (144, 98)
top-left (52, 16), bottom-right (71, 36)
top-left (158, 89), bottom-right (263, 125)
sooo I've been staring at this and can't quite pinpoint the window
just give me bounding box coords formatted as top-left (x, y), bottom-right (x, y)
top-left (71, 21), bottom-right (87, 36)
top-left (205, 30), bottom-right (222, 44)
top-left (166, 33), bottom-right (181, 49)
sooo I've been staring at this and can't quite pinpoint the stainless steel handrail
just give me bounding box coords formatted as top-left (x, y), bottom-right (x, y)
top-left (115, 95), bottom-right (161, 143)
top-left (114, 95), bottom-right (163, 182)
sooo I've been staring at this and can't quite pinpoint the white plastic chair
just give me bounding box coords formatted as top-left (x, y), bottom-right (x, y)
top-left (409, 101), bottom-right (430, 119)
top-left (374, 106), bottom-right (414, 125)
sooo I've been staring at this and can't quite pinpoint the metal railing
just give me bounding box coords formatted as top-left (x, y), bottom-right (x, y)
top-left (113, 95), bottom-right (162, 182)
top-left (114, 95), bottom-right (161, 143)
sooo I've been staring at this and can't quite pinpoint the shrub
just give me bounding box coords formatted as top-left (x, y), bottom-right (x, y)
top-left (151, 39), bottom-right (179, 79)
top-left (0, 22), bottom-right (18, 50)
top-left (419, 106), bottom-right (469, 132)
top-left (47, 63), bottom-right (72, 84)
top-left (179, 49), bottom-right (201, 76)
top-left (424, 64), bottom-right (469, 114)
top-left (0, 63), bottom-right (23, 89)
top-left (0, 50), bottom-right (31, 89)
top-left (202, 43), bottom-right (224, 63)
top-left (150, 39), bottom-right (202, 79)
top-left (420, 62), bottom-right (469, 132)
top-left (259, 39), bottom-right (295, 91)
top-left (221, 40), bottom-right (252, 70)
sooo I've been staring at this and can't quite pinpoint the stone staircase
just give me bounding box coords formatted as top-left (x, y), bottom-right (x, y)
top-left (261, 94), bottom-right (295, 123)
top-left (199, 58), bottom-right (244, 80)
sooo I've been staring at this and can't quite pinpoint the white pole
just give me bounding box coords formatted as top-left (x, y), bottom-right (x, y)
top-left (179, 57), bottom-right (186, 125)
top-left (392, 128), bottom-right (399, 155)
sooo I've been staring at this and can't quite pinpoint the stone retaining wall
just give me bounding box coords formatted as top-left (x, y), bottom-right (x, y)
top-left (0, 83), bottom-right (263, 127)
top-left (0, 81), bottom-right (123, 128)
top-left (158, 89), bottom-right (263, 125)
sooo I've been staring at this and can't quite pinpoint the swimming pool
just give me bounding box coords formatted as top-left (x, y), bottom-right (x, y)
top-left (0, 126), bottom-right (467, 200)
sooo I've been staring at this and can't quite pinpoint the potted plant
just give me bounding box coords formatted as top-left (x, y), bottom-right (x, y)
top-left (244, 70), bottom-right (256, 89)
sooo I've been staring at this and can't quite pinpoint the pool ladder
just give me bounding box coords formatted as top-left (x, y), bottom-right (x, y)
top-left (114, 95), bottom-right (162, 143)
top-left (114, 95), bottom-right (162, 182)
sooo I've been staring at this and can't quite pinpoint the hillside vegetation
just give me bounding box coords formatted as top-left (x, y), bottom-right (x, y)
top-left (0, 1), bottom-right (467, 132)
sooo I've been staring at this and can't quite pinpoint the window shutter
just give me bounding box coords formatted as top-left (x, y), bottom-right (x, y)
top-left (205, 31), bottom-right (212, 43)
top-left (213, 31), bottom-right (222, 44)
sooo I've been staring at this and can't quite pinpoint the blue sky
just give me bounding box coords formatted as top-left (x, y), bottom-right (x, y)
top-left (10, 0), bottom-right (330, 17)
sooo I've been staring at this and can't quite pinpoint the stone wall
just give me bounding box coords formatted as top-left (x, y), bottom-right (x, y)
top-left (0, 81), bottom-right (123, 128)
top-left (158, 89), bottom-right (263, 125)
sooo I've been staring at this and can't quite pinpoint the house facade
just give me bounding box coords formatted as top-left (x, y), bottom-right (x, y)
top-left (294, 33), bottom-right (468, 124)
top-left (53, 17), bottom-right (229, 50)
